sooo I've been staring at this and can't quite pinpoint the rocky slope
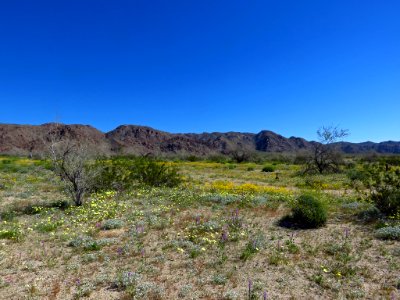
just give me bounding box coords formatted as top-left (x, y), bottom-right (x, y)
top-left (0, 123), bottom-right (398, 156)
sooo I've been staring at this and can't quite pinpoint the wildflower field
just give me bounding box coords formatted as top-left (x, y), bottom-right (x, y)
top-left (0, 156), bottom-right (399, 299)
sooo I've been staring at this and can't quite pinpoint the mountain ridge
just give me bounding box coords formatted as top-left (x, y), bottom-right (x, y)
top-left (0, 123), bottom-right (399, 156)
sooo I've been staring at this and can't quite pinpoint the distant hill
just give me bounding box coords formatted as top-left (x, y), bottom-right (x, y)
top-left (334, 141), bottom-right (400, 154)
top-left (0, 123), bottom-right (399, 156)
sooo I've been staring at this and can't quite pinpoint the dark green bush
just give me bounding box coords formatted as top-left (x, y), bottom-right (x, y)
top-left (362, 163), bottom-right (400, 216)
top-left (261, 164), bottom-right (275, 172)
top-left (279, 195), bottom-right (327, 229)
top-left (185, 155), bottom-right (201, 162)
top-left (292, 195), bottom-right (327, 228)
top-left (347, 169), bottom-right (368, 182)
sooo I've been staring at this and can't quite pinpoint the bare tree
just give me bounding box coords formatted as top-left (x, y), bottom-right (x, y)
top-left (48, 124), bottom-right (99, 206)
top-left (305, 126), bottom-right (349, 174)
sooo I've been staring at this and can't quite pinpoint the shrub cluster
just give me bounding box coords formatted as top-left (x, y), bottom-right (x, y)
top-left (93, 156), bottom-right (182, 192)
top-left (362, 163), bottom-right (400, 216)
top-left (131, 157), bottom-right (181, 187)
top-left (68, 235), bottom-right (116, 251)
top-left (375, 226), bottom-right (400, 240)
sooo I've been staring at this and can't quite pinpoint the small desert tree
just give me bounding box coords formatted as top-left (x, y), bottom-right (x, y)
top-left (48, 125), bottom-right (100, 206)
top-left (305, 126), bottom-right (349, 174)
top-left (230, 149), bottom-right (251, 163)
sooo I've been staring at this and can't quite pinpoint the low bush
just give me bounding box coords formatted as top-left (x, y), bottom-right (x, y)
top-left (67, 236), bottom-right (115, 251)
top-left (292, 195), bottom-right (327, 228)
top-left (202, 194), bottom-right (240, 205)
top-left (240, 234), bottom-right (265, 260)
top-left (0, 224), bottom-right (23, 241)
top-left (114, 271), bottom-right (142, 289)
top-left (261, 164), bottom-right (275, 172)
top-left (279, 195), bottom-right (327, 229)
top-left (375, 226), bottom-right (400, 240)
top-left (101, 219), bottom-right (124, 230)
top-left (347, 169), bottom-right (368, 182)
top-left (357, 206), bottom-right (383, 223)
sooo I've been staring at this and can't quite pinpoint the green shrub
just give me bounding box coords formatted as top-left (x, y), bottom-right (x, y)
top-left (132, 157), bottom-right (182, 187)
top-left (202, 194), bottom-right (240, 205)
top-left (35, 220), bottom-right (62, 232)
top-left (347, 169), bottom-right (368, 182)
top-left (74, 282), bottom-right (95, 298)
top-left (92, 158), bottom-right (134, 191)
top-left (212, 274), bottom-right (227, 285)
top-left (93, 156), bottom-right (182, 191)
top-left (375, 226), bottom-right (400, 240)
top-left (292, 195), bottom-right (327, 228)
top-left (362, 163), bottom-right (400, 216)
top-left (279, 195), bottom-right (327, 229)
top-left (114, 271), bottom-right (142, 289)
top-left (357, 206), bottom-right (383, 223)
top-left (261, 164), bottom-right (275, 172)
top-left (101, 219), bottom-right (124, 230)
top-left (68, 236), bottom-right (115, 251)
top-left (134, 281), bottom-right (165, 299)
top-left (185, 155), bottom-right (200, 162)
top-left (240, 234), bottom-right (265, 260)
top-left (68, 236), bottom-right (102, 251)
top-left (0, 225), bottom-right (23, 241)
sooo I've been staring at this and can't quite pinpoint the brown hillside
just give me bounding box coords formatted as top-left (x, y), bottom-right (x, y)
top-left (0, 123), bottom-right (399, 156)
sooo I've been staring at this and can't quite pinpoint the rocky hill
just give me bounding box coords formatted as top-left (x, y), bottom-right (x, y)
top-left (0, 123), bottom-right (399, 156)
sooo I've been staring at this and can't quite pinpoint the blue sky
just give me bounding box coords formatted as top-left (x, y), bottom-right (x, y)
top-left (0, 0), bottom-right (399, 142)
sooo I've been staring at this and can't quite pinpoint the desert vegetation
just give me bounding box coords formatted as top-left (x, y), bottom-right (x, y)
top-left (0, 150), bottom-right (399, 299)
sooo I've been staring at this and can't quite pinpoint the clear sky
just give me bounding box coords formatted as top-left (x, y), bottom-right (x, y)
top-left (0, 1), bottom-right (399, 142)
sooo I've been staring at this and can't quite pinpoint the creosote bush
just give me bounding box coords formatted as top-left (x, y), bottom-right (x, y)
top-left (261, 164), bottom-right (275, 172)
top-left (132, 157), bottom-right (181, 187)
top-left (93, 156), bottom-right (182, 191)
top-left (362, 163), bottom-right (400, 216)
top-left (279, 195), bottom-right (327, 229)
